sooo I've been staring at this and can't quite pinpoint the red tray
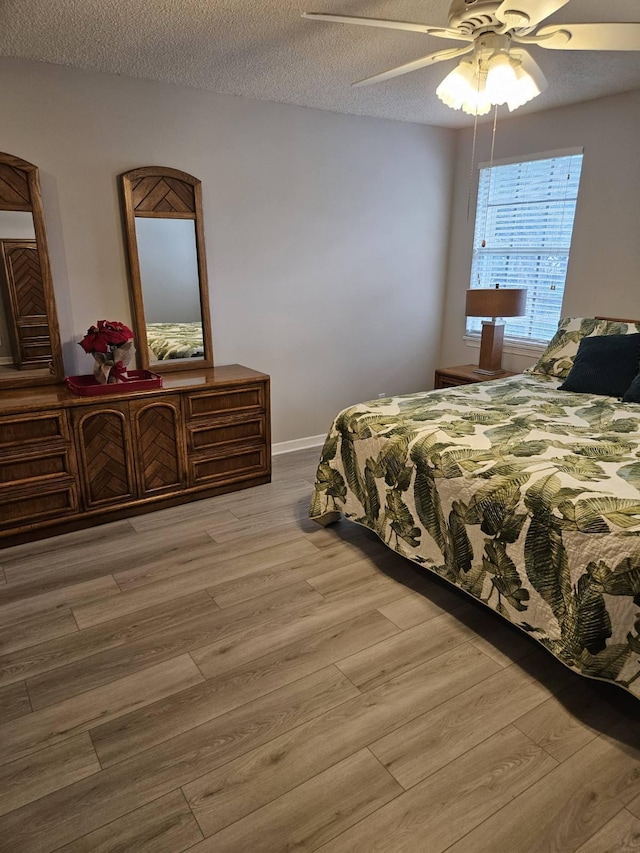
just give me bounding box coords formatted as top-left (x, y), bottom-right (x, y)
top-left (65, 370), bottom-right (163, 396)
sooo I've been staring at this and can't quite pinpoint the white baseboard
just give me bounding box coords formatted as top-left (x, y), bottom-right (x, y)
top-left (272, 434), bottom-right (326, 456)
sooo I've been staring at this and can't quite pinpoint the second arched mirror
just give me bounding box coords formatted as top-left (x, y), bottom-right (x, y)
top-left (120, 166), bottom-right (213, 373)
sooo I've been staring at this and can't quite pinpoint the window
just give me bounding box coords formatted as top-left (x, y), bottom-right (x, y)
top-left (467, 151), bottom-right (583, 345)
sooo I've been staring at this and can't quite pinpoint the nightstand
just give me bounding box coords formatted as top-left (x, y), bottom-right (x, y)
top-left (434, 364), bottom-right (517, 389)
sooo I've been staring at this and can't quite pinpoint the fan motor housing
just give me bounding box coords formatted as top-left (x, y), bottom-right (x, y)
top-left (448, 0), bottom-right (504, 34)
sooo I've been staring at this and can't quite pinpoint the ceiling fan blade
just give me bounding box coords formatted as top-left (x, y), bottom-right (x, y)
top-left (528, 22), bottom-right (640, 50)
top-left (301, 13), bottom-right (472, 42)
top-left (495, 0), bottom-right (570, 29)
top-left (352, 45), bottom-right (474, 88)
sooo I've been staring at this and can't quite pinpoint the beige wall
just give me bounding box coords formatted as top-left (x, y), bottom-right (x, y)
top-left (439, 89), bottom-right (640, 374)
top-left (0, 58), bottom-right (455, 443)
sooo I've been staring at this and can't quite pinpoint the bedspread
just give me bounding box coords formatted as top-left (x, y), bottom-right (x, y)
top-left (309, 374), bottom-right (640, 696)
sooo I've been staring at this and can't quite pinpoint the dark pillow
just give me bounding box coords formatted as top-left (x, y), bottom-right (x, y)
top-left (559, 333), bottom-right (640, 397)
top-left (623, 372), bottom-right (640, 403)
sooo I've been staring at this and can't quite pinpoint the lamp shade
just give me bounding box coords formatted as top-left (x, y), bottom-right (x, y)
top-left (465, 287), bottom-right (527, 319)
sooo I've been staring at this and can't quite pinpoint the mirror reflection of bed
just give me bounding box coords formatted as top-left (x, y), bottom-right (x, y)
top-left (135, 217), bottom-right (205, 363)
top-left (145, 322), bottom-right (204, 361)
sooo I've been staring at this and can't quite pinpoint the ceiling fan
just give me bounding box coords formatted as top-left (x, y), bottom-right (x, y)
top-left (303, 0), bottom-right (640, 114)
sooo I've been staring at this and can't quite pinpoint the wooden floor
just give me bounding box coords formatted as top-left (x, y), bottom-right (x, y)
top-left (0, 447), bottom-right (638, 853)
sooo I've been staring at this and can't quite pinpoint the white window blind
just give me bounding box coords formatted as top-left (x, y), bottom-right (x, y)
top-left (467, 152), bottom-right (583, 344)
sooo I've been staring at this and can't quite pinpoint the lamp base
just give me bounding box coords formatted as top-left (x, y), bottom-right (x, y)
top-left (476, 320), bottom-right (505, 374)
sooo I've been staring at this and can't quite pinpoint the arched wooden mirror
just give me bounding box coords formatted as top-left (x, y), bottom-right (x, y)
top-left (0, 152), bottom-right (64, 388)
top-left (120, 166), bottom-right (213, 373)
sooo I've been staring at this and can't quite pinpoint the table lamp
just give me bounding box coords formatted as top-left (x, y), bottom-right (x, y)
top-left (465, 284), bottom-right (527, 375)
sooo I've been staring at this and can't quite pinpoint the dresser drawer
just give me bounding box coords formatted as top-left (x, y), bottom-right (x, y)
top-left (0, 445), bottom-right (74, 486)
top-left (0, 482), bottom-right (79, 530)
top-left (187, 414), bottom-right (266, 453)
top-left (18, 322), bottom-right (50, 340)
top-left (0, 410), bottom-right (69, 451)
top-left (190, 445), bottom-right (267, 486)
top-left (20, 340), bottom-right (53, 362)
top-left (186, 383), bottom-right (265, 420)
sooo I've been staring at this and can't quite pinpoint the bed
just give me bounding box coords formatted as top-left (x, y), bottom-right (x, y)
top-left (146, 322), bottom-right (204, 360)
top-left (310, 317), bottom-right (640, 697)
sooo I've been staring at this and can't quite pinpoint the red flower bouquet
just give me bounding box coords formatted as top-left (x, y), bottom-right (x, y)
top-left (79, 320), bottom-right (135, 384)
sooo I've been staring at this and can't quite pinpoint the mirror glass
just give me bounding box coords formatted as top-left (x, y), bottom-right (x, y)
top-left (0, 154), bottom-right (63, 388)
top-left (0, 212), bottom-right (36, 367)
top-left (120, 166), bottom-right (213, 374)
top-left (0, 211), bottom-right (36, 239)
top-left (135, 218), bottom-right (204, 363)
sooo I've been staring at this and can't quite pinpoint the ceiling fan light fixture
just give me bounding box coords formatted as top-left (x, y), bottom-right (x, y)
top-left (437, 43), bottom-right (547, 116)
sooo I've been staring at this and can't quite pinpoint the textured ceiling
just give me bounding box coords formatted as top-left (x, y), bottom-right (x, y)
top-left (1, 0), bottom-right (639, 127)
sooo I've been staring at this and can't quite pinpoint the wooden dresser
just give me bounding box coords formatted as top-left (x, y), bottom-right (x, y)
top-left (0, 364), bottom-right (270, 547)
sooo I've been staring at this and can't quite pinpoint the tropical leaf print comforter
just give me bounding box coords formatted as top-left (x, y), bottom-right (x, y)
top-left (309, 374), bottom-right (640, 697)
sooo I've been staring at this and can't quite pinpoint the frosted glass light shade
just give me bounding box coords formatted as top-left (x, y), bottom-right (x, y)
top-left (436, 61), bottom-right (492, 116)
top-left (507, 53), bottom-right (548, 111)
top-left (436, 61), bottom-right (476, 111)
top-left (462, 84), bottom-right (492, 116)
top-left (485, 53), bottom-right (518, 105)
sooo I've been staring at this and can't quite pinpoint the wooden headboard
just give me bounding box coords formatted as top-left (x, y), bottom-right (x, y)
top-left (595, 316), bottom-right (640, 324)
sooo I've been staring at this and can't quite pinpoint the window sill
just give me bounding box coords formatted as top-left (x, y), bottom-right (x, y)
top-left (464, 335), bottom-right (547, 358)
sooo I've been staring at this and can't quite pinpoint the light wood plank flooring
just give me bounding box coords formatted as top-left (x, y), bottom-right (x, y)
top-left (0, 447), bottom-right (638, 852)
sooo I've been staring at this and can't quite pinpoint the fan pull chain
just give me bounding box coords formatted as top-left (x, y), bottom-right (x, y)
top-left (481, 104), bottom-right (499, 249)
top-left (467, 109), bottom-right (480, 222)
top-left (467, 59), bottom-right (483, 222)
